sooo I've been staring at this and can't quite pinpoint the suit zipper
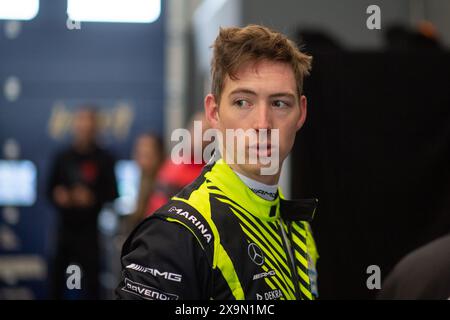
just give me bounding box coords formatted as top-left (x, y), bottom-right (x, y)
top-left (279, 219), bottom-right (301, 300)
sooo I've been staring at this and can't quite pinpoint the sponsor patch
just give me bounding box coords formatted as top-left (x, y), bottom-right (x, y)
top-left (168, 206), bottom-right (212, 243)
top-left (126, 263), bottom-right (182, 282)
top-left (256, 289), bottom-right (283, 300)
top-left (248, 243), bottom-right (265, 266)
top-left (122, 278), bottom-right (179, 300)
top-left (308, 255), bottom-right (319, 298)
top-left (252, 270), bottom-right (276, 280)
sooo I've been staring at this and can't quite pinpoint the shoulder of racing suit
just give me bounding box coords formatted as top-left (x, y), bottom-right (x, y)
top-left (117, 161), bottom-right (320, 300)
top-left (117, 160), bottom-right (252, 300)
top-left (116, 200), bottom-right (213, 300)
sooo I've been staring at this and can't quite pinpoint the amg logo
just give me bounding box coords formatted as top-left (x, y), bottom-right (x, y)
top-left (122, 278), bottom-right (178, 300)
top-left (250, 188), bottom-right (277, 199)
top-left (168, 206), bottom-right (212, 243)
top-left (252, 270), bottom-right (276, 280)
top-left (126, 264), bottom-right (182, 282)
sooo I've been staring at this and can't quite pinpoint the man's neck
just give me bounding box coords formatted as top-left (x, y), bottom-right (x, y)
top-left (233, 170), bottom-right (279, 201)
top-left (229, 163), bottom-right (281, 185)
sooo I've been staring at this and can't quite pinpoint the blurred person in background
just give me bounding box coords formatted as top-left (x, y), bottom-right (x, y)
top-left (384, 22), bottom-right (443, 52)
top-left (145, 112), bottom-right (210, 215)
top-left (378, 233), bottom-right (450, 300)
top-left (48, 106), bottom-right (118, 299)
top-left (124, 132), bottom-right (164, 231)
top-left (378, 195), bottom-right (450, 300)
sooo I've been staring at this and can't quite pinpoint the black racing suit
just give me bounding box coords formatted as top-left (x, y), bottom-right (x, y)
top-left (116, 159), bottom-right (318, 300)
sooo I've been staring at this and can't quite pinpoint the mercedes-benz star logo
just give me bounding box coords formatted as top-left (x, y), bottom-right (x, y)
top-left (248, 243), bottom-right (264, 266)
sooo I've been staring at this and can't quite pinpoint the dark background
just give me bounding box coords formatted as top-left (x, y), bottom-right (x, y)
top-left (292, 52), bottom-right (450, 299)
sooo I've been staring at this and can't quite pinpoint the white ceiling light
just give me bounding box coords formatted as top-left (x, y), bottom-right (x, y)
top-left (67, 0), bottom-right (161, 23)
top-left (0, 0), bottom-right (39, 20)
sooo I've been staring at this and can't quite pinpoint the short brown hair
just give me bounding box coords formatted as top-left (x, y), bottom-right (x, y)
top-left (210, 24), bottom-right (312, 100)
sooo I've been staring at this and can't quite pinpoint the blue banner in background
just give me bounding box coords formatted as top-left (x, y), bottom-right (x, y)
top-left (0, 0), bottom-right (165, 299)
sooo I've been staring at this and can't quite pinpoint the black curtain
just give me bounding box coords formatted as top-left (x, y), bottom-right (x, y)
top-left (292, 52), bottom-right (450, 299)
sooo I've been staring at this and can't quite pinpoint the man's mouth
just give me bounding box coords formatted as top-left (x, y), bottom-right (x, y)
top-left (249, 144), bottom-right (273, 157)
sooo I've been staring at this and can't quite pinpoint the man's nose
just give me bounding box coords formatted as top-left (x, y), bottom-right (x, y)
top-left (254, 104), bottom-right (272, 131)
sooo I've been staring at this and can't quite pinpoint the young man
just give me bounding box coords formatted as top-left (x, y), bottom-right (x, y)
top-left (116, 24), bottom-right (318, 300)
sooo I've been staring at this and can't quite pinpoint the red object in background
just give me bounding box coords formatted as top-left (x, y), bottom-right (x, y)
top-left (80, 161), bottom-right (99, 183)
top-left (146, 159), bottom-right (204, 216)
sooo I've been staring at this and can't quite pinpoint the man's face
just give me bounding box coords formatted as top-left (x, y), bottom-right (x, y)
top-left (73, 109), bottom-right (98, 146)
top-left (205, 59), bottom-right (307, 182)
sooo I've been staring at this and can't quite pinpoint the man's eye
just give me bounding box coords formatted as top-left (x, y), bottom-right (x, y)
top-left (234, 99), bottom-right (250, 108)
top-left (272, 100), bottom-right (289, 108)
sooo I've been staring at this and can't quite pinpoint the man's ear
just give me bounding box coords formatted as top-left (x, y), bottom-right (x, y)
top-left (204, 93), bottom-right (220, 128)
top-left (296, 95), bottom-right (307, 131)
